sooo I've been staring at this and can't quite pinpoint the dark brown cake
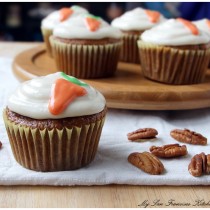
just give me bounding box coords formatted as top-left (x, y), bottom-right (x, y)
top-left (6, 107), bottom-right (106, 130)
top-left (54, 37), bottom-right (120, 45)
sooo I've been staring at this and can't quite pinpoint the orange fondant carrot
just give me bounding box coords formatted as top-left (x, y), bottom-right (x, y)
top-left (49, 78), bottom-right (87, 115)
top-left (59, 8), bottom-right (73, 22)
top-left (145, 10), bottom-right (160, 23)
top-left (177, 18), bottom-right (199, 35)
top-left (206, 19), bottom-right (210, 29)
top-left (85, 17), bottom-right (101, 32)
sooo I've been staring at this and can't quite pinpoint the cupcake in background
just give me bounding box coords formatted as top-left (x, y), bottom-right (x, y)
top-left (138, 18), bottom-right (210, 85)
top-left (3, 72), bottom-right (107, 172)
top-left (41, 5), bottom-right (89, 56)
top-left (193, 19), bottom-right (210, 68)
top-left (111, 7), bottom-right (166, 64)
top-left (50, 14), bottom-right (122, 79)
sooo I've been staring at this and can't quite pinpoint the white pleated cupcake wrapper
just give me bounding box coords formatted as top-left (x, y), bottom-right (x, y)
top-left (138, 41), bottom-right (210, 85)
top-left (50, 37), bottom-right (122, 79)
top-left (120, 33), bottom-right (140, 64)
top-left (41, 28), bottom-right (53, 57)
top-left (3, 110), bottom-right (106, 172)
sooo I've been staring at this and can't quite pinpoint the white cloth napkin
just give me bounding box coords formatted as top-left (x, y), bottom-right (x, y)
top-left (1, 57), bottom-right (210, 186)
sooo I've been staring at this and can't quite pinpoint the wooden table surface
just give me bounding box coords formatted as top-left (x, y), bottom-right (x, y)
top-left (1, 42), bottom-right (210, 208)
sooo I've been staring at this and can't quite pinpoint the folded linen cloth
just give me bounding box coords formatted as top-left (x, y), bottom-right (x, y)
top-left (0, 57), bottom-right (210, 186)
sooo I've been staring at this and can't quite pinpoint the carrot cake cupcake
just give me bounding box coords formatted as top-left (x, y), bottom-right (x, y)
top-left (41, 5), bottom-right (89, 56)
top-left (111, 7), bottom-right (166, 64)
top-left (50, 14), bottom-right (122, 79)
top-left (3, 72), bottom-right (107, 172)
top-left (138, 18), bottom-right (210, 85)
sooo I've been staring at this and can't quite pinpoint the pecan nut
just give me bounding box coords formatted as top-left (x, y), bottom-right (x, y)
top-left (200, 152), bottom-right (207, 174)
top-left (150, 144), bottom-right (187, 158)
top-left (188, 152), bottom-right (210, 177)
top-left (127, 128), bottom-right (158, 141)
top-left (170, 129), bottom-right (207, 145)
top-left (128, 152), bottom-right (164, 175)
top-left (188, 153), bottom-right (203, 177)
top-left (206, 155), bottom-right (210, 174)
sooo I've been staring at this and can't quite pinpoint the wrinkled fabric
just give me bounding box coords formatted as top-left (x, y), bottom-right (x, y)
top-left (0, 57), bottom-right (210, 185)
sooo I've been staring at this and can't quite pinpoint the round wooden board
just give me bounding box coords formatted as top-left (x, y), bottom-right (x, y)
top-left (13, 44), bottom-right (210, 110)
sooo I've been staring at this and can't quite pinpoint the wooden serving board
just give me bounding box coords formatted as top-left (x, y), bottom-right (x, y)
top-left (13, 44), bottom-right (210, 110)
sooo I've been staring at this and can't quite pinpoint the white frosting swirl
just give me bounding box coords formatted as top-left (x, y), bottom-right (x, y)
top-left (141, 19), bottom-right (210, 45)
top-left (8, 72), bottom-right (106, 119)
top-left (41, 5), bottom-right (89, 30)
top-left (53, 14), bottom-right (122, 39)
top-left (193, 19), bottom-right (210, 35)
top-left (111, 7), bottom-right (166, 31)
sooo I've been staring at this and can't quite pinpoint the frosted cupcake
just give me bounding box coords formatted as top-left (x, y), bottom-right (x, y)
top-left (41, 5), bottom-right (89, 56)
top-left (50, 14), bottom-right (122, 79)
top-left (138, 18), bottom-right (210, 85)
top-left (111, 7), bottom-right (166, 64)
top-left (3, 72), bottom-right (107, 172)
top-left (193, 19), bottom-right (210, 68)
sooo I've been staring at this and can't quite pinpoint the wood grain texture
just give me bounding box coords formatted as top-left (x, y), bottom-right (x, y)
top-left (12, 44), bottom-right (210, 110)
top-left (1, 42), bottom-right (210, 208)
top-left (0, 185), bottom-right (210, 208)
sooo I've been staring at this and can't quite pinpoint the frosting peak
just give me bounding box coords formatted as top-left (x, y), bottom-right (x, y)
top-left (145, 10), bottom-right (160, 23)
top-left (53, 14), bottom-right (122, 39)
top-left (111, 7), bottom-right (166, 31)
top-left (41, 5), bottom-right (89, 30)
top-left (48, 78), bottom-right (87, 115)
top-left (177, 18), bottom-right (199, 35)
top-left (85, 15), bottom-right (101, 32)
top-left (59, 8), bottom-right (73, 22)
top-left (141, 19), bottom-right (210, 46)
top-left (8, 72), bottom-right (106, 119)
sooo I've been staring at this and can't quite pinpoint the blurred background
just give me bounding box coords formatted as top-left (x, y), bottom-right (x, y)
top-left (0, 2), bottom-right (210, 42)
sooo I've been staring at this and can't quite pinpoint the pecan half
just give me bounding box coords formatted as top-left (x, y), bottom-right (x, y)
top-left (128, 152), bottom-right (164, 175)
top-left (0, 141), bottom-right (2, 149)
top-left (188, 153), bottom-right (203, 177)
top-left (206, 155), bottom-right (210, 174)
top-left (200, 152), bottom-right (207, 173)
top-left (188, 153), bottom-right (210, 177)
top-left (170, 129), bottom-right (207, 145)
top-left (127, 128), bottom-right (158, 141)
top-left (150, 144), bottom-right (187, 158)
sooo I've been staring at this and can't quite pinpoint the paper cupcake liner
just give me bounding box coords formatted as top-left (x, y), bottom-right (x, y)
top-left (50, 37), bottom-right (122, 79)
top-left (41, 28), bottom-right (53, 57)
top-left (3, 110), bottom-right (106, 172)
top-left (138, 41), bottom-right (210, 85)
top-left (120, 33), bottom-right (140, 64)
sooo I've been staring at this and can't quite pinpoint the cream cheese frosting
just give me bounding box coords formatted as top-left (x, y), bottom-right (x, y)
top-left (53, 14), bottom-right (122, 39)
top-left (8, 72), bottom-right (106, 119)
top-left (111, 7), bottom-right (166, 31)
top-left (141, 19), bottom-right (210, 46)
top-left (193, 19), bottom-right (210, 35)
top-left (41, 5), bottom-right (89, 30)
